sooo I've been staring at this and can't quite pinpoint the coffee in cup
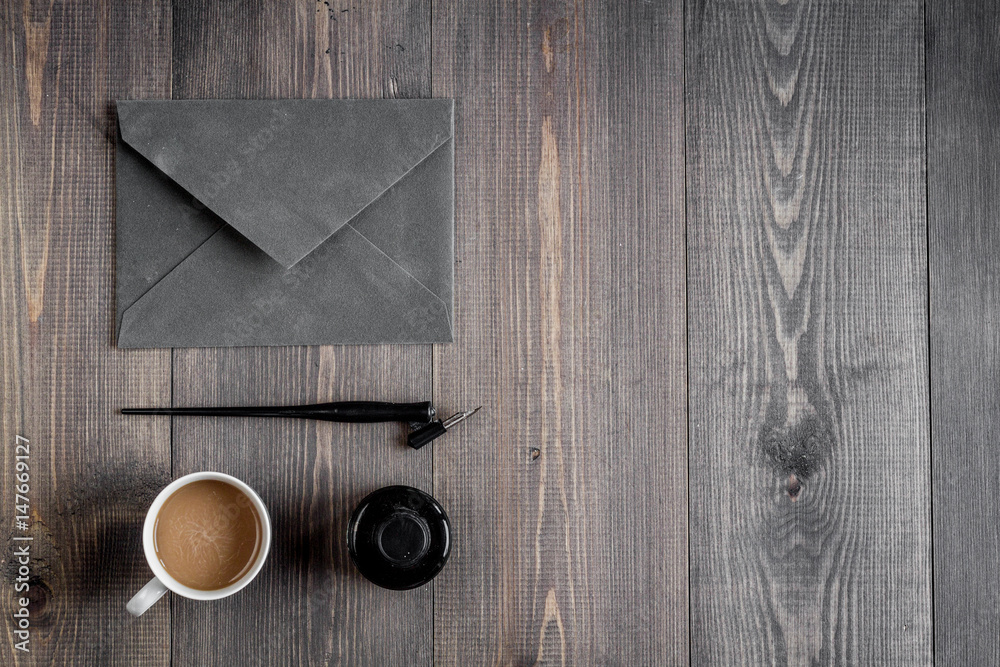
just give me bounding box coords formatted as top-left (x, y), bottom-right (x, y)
top-left (153, 479), bottom-right (263, 591)
top-left (127, 472), bottom-right (271, 617)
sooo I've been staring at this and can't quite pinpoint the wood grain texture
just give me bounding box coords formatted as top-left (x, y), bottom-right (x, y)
top-left (168, 0), bottom-right (434, 665)
top-left (0, 0), bottom-right (172, 664)
top-left (927, 1), bottom-right (1000, 663)
top-left (686, 0), bottom-right (931, 664)
top-left (4, 1), bottom-right (980, 663)
top-left (431, 1), bottom-right (687, 664)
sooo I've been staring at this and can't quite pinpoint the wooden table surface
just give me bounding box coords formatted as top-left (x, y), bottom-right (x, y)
top-left (1, 0), bottom-right (997, 665)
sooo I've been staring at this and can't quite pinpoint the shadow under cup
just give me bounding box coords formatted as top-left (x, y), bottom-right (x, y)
top-left (131, 472), bottom-right (272, 614)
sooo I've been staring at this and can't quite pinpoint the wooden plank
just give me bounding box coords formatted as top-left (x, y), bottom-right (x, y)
top-left (0, 0), bottom-right (172, 664)
top-left (686, 0), bottom-right (931, 663)
top-left (431, 1), bottom-right (687, 663)
top-left (168, 0), bottom-right (434, 664)
top-left (927, 1), bottom-right (1000, 663)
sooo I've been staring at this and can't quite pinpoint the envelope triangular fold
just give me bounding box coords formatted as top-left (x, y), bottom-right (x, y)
top-left (117, 99), bottom-right (453, 269)
top-left (349, 138), bottom-right (454, 321)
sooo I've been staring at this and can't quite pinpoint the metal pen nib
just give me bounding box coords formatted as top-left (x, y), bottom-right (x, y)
top-left (442, 406), bottom-right (482, 429)
top-left (407, 406), bottom-right (482, 450)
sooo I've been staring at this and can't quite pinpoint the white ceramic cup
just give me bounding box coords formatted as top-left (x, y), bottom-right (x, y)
top-left (127, 472), bottom-right (272, 617)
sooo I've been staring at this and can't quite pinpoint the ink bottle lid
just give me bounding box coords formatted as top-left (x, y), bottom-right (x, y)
top-left (347, 485), bottom-right (451, 590)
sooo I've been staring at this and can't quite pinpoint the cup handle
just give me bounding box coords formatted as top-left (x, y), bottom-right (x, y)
top-left (127, 577), bottom-right (168, 617)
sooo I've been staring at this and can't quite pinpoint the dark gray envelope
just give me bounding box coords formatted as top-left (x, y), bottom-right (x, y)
top-left (115, 99), bottom-right (454, 348)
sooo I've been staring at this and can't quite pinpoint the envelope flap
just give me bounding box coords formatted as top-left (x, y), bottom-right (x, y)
top-left (116, 99), bottom-right (453, 268)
